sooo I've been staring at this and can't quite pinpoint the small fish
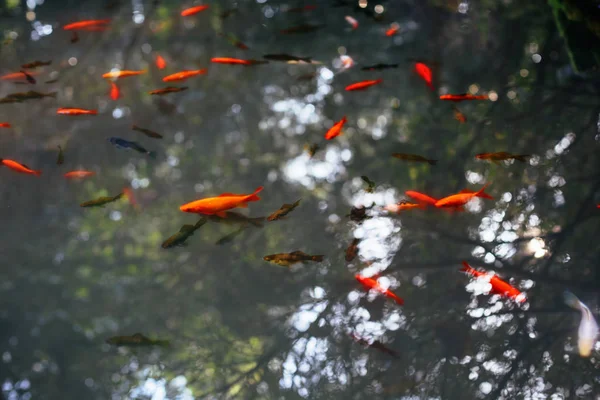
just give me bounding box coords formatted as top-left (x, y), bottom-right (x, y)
top-left (350, 333), bottom-right (399, 358)
top-left (263, 54), bottom-right (313, 63)
top-left (475, 152), bottom-right (530, 163)
top-left (345, 15), bottom-right (359, 30)
top-left (181, 5), bottom-right (209, 16)
top-left (263, 251), bottom-right (324, 267)
top-left (45, 79), bottom-right (59, 84)
top-left (345, 79), bottom-right (382, 91)
top-left (180, 186), bottom-right (263, 216)
top-left (392, 153), bottom-right (437, 165)
top-left (70, 32), bottom-right (79, 43)
top-left (440, 93), bottom-right (489, 102)
top-left (0, 159), bottom-right (41, 176)
top-left (325, 116), bottom-right (347, 140)
top-left (211, 57), bottom-right (267, 66)
top-left (385, 23), bottom-right (400, 36)
top-left (361, 63), bottom-right (399, 71)
top-left (19, 70), bottom-right (36, 84)
top-left (345, 238), bottom-right (359, 262)
top-left (57, 107), bottom-right (97, 115)
top-left (414, 63), bottom-right (433, 90)
top-left (64, 170), bottom-right (95, 179)
top-left (162, 218), bottom-right (207, 248)
top-left (106, 333), bottom-right (169, 347)
top-left (280, 24), bottom-right (322, 34)
top-left (0, 123), bottom-right (11, 128)
top-left (110, 82), bottom-right (120, 100)
top-left (267, 199), bottom-right (301, 221)
top-left (1, 71), bottom-right (39, 81)
top-left (564, 291), bottom-right (599, 357)
top-left (297, 73), bottom-right (317, 81)
top-left (355, 274), bottom-right (404, 305)
top-left (215, 226), bottom-right (247, 245)
top-left (219, 9), bottom-right (238, 19)
top-left (286, 5), bottom-right (317, 12)
top-left (132, 125), bottom-right (163, 139)
top-left (461, 261), bottom-right (525, 303)
top-left (208, 211), bottom-right (265, 227)
top-left (453, 105), bottom-right (466, 123)
top-left (3, 90), bottom-right (56, 101)
top-left (155, 54), bottom-right (166, 69)
top-left (435, 184), bottom-right (492, 208)
top-left (304, 143), bottom-right (319, 157)
top-left (108, 137), bottom-right (156, 158)
top-left (346, 205), bottom-right (372, 222)
top-left (21, 60), bottom-right (52, 69)
top-left (405, 190), bottom-right (438, 207)
top-left (63, 19), bottom-right (110, 30)
top-left (361, 176), bottom-right (376, 193)
top-left (102, 70), bottom-right (146, 79)
top-left (56, 145), bottom-right (64, 165)
top-left (148, 86), bottom-right (188, 95)
top-left (80, 193), bottom-right (123, 207)
top-left (219, 33), bottom-right (249, 50)
top-left (162, 69), bottom-right (207, 82)
top-left (384, 201), bottom-right (425, 213)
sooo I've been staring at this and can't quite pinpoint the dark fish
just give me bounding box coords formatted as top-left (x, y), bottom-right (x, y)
top-left (80, 193), bottom-right (123, 207)
top-left (267, 199), bottom-right (301, 221)
top-left (3, 90), bottom-right (56, 102)
top-left (19, 70), bottom-right (36, 84)
top-left (208, 211), bottom-right (264, 227)
top-left (148, 86), bottom-right (188, 95)
top-left (106, 333), bottom-right (169, 347)
top-left (475, 152), bottom-right (530, 163)
top-left (132, 125), bottom-right (163, 139)
top-left (219, 33), bottom-right (249, 50)
top-left (392, 153), bottom-right (437, 165)
top-left (280, 24), bottom-right (322, 34)
top-left (286, 5), bottom-right (317, 12)
top-left (45, 79), bottom-right (59, 84)
top-left (215, 226), bottom-right (247, 245)
top-left (263, 251), bottom-right (324, 267)
top-left (108, 137), bottom-right (156, 158)
top-left (347, 205), bottom-right (373, 222)
top-left (21, 60), bottom-right (52, 69)
top-left (70, 31), bottom-right (79, 43)
top-left (361, 176), bottom-right (376, 193)
top-left (162, 218), bottom-right (207, 248)
top-left (219, 9), bottom-right (238, 19)
top-left (350, 333), bottom-right (400, 358)
top-left (345, 238), bottom-right (360, 262)
top-left (361, 63), bottom-right (400, 71)
top-left (263, 54), bottom-right (313, 63)
top-left (304, 143), bottom-right (320, 157)
top-left (57, 145), bottom-right (64, 165)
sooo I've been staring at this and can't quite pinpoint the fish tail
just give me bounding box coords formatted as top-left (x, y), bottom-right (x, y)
top-left (33, 170), bottom-right (42, 176)
top-left (563, 290), bottom-right (581, 310)
top-left (245, 186), bottom-right (264, 202)
top-left (391, 294), bottom-right (404, 305)
top-left (475, 183), bottom-right (492, 199)
top-left (427, 159), bottom-right (438, 166)
top-left (311, 255), bottom-right (325, 262)
top-left (90, 110), bottom-right (98, 115)
top-left (461, 261), bottom-right (475, 275)
top-left (514, 155), bottom-right (531, 163)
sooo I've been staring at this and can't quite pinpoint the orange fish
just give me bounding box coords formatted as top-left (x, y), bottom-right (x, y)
top-left (453, 106), bottom-right (466, 123)
top-left (102, 70), bottom-right (146, 79)
top-left (440, 93), bottom-right (489, 102)
top-left (0, 123), bottom-right (11, 128)
top-left (324, 116), bottom-right (347, 140)
top-left (384, 201), bottom-right (425, 213)
top-left (461, 261), bottom-right (525, 303)
top-left (162, 69), bottom-right (207, 82)
top-left (405, 190), bottom-right (438, 207)
top-left (414, 63), bottom-right (433, 90)
top-left (345, 16), bottom-right (359, 30)
top-left (110, 82), bottom-right (120, 100)
top-left (181, 5), bottom-right (209, 16)
top-left (155, 54), bottom-right (166, 69)
top-left (57, 108), bottom-right (98, 116)
top-left (180, 186), bottom-right (263, 216)
top-left (1, 71), bottom-right (39, 81)
top-left (458, 188), bottom-right (493, 200)
top-left (64, 170), bottom-right (95, 179)
top-left (345, 79), bottom-right (382, 91)
top-left (385, 23), bottom-right (400, 36)
top-left (1, 159), bottom-right (41, 176)
top-left (434, 183), bottom-right (492, 208)
top-left (211, 57), bottom-right (267, 66)
top-left (123, 187), bottom-right (140, 210)
top-left (355, 274), bottom-right (404, 305)
top-left (63, 19), bottom-right (110, 30)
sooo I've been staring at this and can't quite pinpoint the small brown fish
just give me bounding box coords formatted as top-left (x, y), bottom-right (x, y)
top-left (148, 86), bottom-right (188, 95)
top-left (347, 205), bottom-right (373, 222)
top-left (304, 143), bottom-right (319, 157)
top-left (475, 152), bottom-right (530, 163)
top-left (345, 238), bottom-right (360, 262)
top-left (297, 73), bottom-right (317, 81)
top-left (162, 218), bottom-right (207, 249)
top-left (3, 90), bottom-right (56, 102)
top-left (267, 199), bottom-right (301, 221)
top-left (361, 176), bottom-right (376, 193)
top-left (21, 60), bottom-right (52, 69)
top-left (132, 125), bottom-right (163, 139)
top-left (392, 153), bottom-right (437, 165)
top-left (80, 193), bottom-right (123, 207)
top-left (361, 63), bottom-right (399, 71)
top-left (106, 333), bottom-right (169, 347)
top-left (263, 251), bottom-right (324, 267)
top-left (45, 79), bottom-right (59, 84)
top-left (452, 106), bottom-right (466, 123)
top-left (280, 24), bottom-right (322, 34)
top-left (207, 211), bottom-right (265, 227)
top-left (215, 226), bottom-right (247, 245)
top-left (70, 31), bottom-right (79, 43)
top-left (57, 145), bottom-right (64, 165)
top-left (20, 70), bottom-right (36, 84)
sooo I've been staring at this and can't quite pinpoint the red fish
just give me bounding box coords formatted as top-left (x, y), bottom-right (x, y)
top-left (345, 16), bottom-right (359, 30)
top-left (211, 57), bottom-right (267, 66)
top-left (414, 62), bottom-right (433, 90)
top-left (453, 106), bottom-right (466, 123)
top-left (405, 190), bottom-right (438, 207)
top-left (155, 54), bottom-right (166, 69)
top-left (345, 79), bottom-right (382, 91)
top-left (0, 123), bottom-right (11, 128)
top-left (63, 19), bottom-right (110, 30)
top-left (1, 159), bottom-right (41, 176)
top-left (180, 186), bottom-right (263, 216)
top-left (57, 108), bottom-right (98, 115)
top-left (434, 184), bottom-right (491, 208)
top-left (110, 82), bottom-right (120, 100)
top-left (440, 93), bottom-right (489, 102)
top-left (1, 71), bottom-right (39, 81)
top-left (461, 261), bottom-right (525, 303)
top-left (324, 116), bottom-right (347, 140)
top-left (64, 170), bottom-right (95, 179)
top-left (102, 70), bottom-right (146, 79)
top-left (123, 187), bottom-right (140, 210)
top-left (386, 23), bottom-right (400, 36)
top-left (181, 5), bottom-right (209, 16)
top-left (162, 69), bottom-right (207, 82)
top-left (355, 274), bottom-right (404, 305)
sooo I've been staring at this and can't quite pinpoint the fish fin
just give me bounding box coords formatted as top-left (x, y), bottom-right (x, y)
top-left (245, 186), bottom-right (263, 202)
top-left (33, 170), bottom-right (42, 176)
top-left (392, 294), bottom-right (404, 305)
top-left (311, 255), bottom-right (325, 262)
top-left (563, 291), bottom-right (581, 310)
top-left (427, 160), bottom-right (438, 166)
top-left (514, 155), bottom-right (530, 162)
top-left (475, 183), bottom-right (491, 198)
top-left (461, 261), bottom-right (475, 274)
top-left (217, 193), bottom-right (236, 197)
top-left (237, 202), bottom-right (249, 208)
top-left (215, 211), bottom-right (227, 217)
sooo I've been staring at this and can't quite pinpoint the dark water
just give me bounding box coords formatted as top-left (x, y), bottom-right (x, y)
top-left (1, 0), bottom-right (600, 399)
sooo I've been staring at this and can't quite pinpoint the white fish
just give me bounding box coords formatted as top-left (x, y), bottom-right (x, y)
top-left (564, 291), bottom-right (599, 357)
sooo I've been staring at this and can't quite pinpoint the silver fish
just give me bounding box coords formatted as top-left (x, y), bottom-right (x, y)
top-left (564, 291), bottom-right (599, 357)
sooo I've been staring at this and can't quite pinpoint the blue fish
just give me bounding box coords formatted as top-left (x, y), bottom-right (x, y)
top-left (108, 137), bottom-right (156, 158)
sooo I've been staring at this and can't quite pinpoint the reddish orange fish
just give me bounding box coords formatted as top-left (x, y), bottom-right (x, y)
top-left (459, 188), bottom-right (493, 200)
top-left (1, 71), bottom-right (39, 81)
top-left (405, 190), bottom-right (438, 207)
top-left (211, 57), bottom-right (267, 66)
top-left (324, 116), bottom-right (347, 140)
top-left (102, 70), bottom-right (146, 79)
top-left (162, 69), bottom-right (207, 82)
top-left (1, 159), bottom-right (41, 176)
top-left (123, 187), bottom-right (140, 210)
top-left (57, 108), bottom-right (98, 116)
top-left (155, 54), bottom-right (166, 69)
top-left (345, 16), bottom-right (359, 30)
top-left (355, 274), bottom-right (404, 305)
top-left (440, 93), bottom-right (489, 102)
top-left (434, 183), bottom-right (492, 208)
top-left (181, 5), bottom-right (209, 16)
top-left (414, 62), bottom-right (433, 90)
top-left (110, 82), bottom-right (120, 100)
top-left (386, 23), bottom-right (400, 36)
top-left (345, 79), bottom-right (382, 91)
top-left (461, 261), bottom-right (525, 303)
top-left (63, 19), bottom-right (110, 30)
top-left (0, 123), bottom-right (11, 128)
top-left (384, 201), bottom-right (425, 213)
top-left (453, 106), bottom-right (466, 123)
top-left (64, 170), bottom-right (95, 179)
top-left (180, 186), bottom-right (263, 216)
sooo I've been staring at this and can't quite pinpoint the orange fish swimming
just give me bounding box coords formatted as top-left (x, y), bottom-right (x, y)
top-left (57, 108), bottom-right (97, 116)
top-left (405, 190), bottom-right (438, 207)
top-left (102, 70), bottom-right (146, 79)
top-left (355, 274), bottom-right (404, 305)
top-left (1, 159), bottom-right (41, 176)
top-left (475, 152), bottom-right (530, 163)
top-left (345, 79), bottom-right (382, 91)
top-left (1, 71), bottom-right (39, 81)
top-left (458, 188), bottom-right (493, 200)
top-left (123, 187), bottom-right (140, 210)
top-left (162, 69), bottom-right (207, 82)
top-left (453, 106), bottom-right (466, 123)
top-left (0, 123), bottom-right (11, 128)
top-left (110, 82), bottom-right (120, 100)
top-left (181, 5), bottom-right (209, 16)
top-left (345, 16), bottom-right (359, 30)
top-left (461, 261), bottom-right (525, 303)
top-left (64, 170), bottom-right (95, 179)
top-left (324, 116), bottom-right (347, 140)
top-left (434, 184), bottom-right (492, 208)
top-left (155, 54), bottom-right (166, 69)
top-left (414, 62), bottom-right (433, 90)
top-left (386, 23), bottom-right (400, 36)
top-left (211, 57), bottom-right (267, 66)
top-left (384, 201), bottom-right (425, 213)
top-left (180, 186), bottom-right (263, 216)
top-left (63, 19), bottom-right (110, 30)
top-left (440, 93), bottom-right (489, 102)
